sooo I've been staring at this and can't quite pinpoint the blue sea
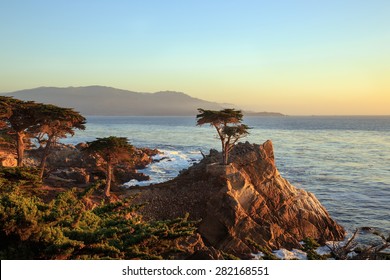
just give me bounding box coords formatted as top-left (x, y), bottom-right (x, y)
top-left (63, 116), bottom-right (390, 237)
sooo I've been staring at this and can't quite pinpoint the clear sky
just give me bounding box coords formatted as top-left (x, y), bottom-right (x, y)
top-left (0, 0), bottom-right (389, 115)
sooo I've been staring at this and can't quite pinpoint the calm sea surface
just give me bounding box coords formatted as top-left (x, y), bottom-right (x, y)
top-left (63, 116), bottom-right (390, 236)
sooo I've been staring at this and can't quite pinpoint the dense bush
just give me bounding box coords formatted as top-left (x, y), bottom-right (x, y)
top-left (0, 168), bottom-right (197, 259)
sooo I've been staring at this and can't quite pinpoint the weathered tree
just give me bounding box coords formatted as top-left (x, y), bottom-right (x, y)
top-left (0, 97), bottom-right (39, 166)
top-left (0, 97), bottom-right (14, 153)
top-left (33, 104), bottom-right (86, 179)
top-left (196, 108), bottom-right (250, 165)
top-left (83, 136), bottom-right (135, 197)
top-left (1, 97), bottom-right (85, 177)
top-left (0, 97), bottom-right (13, 128)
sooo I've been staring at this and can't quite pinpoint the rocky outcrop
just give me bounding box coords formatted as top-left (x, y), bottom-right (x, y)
top-left (26, 143), bottom-right (158, 186)
top-left (200, 141), bottom-right (345, 253)
top-left (0, 151), bottom-right (16, 167)
top-left (130, 140), bottom-right (345, 257)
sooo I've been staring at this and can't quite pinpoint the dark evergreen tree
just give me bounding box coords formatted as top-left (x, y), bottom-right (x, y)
top-left (0, 96), bottom-right (85, 177)
top-left (196, 108), bottom-right (250, 164)
top-left (83, 137), bottom-right (134, 197)
top-left (32, 104), bottom-right (86, 179)
top-left (0, 97), bottom-right (38, 166)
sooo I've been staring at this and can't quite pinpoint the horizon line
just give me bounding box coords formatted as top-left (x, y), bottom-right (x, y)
top-left (1, 85), bottom-right (388, 117)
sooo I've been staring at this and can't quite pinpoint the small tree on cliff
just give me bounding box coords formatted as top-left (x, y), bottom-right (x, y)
top-left (33, 104), bottom-right (86, 179)
top-left (83, 136), bottom-right (135, 197)
top-left (196, 108), bottom-right (250, 165)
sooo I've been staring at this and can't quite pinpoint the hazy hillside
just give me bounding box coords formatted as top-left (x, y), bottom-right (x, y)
top-left (2, 86), bottom-right (283, 116)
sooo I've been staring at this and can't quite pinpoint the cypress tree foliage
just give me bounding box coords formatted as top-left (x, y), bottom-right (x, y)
top-left (83, 137), bottom-right (134, 198)
top-left (0, 96), bottom-right (85, 176)
top-left (0, 167), bottom-right (197, 260)
top-left (196, 108), bottom-right (250, 165)
top-left (0, 97), bottom-right (38, 167)
top-left (0, 97), bottom-right (13, 130)
top-left (31, 104), bottom-right (86, 179)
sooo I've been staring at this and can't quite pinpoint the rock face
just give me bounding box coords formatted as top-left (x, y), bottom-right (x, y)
top-left (199, 140), bottom-right (345, 253)
top-left (0, 151), bottom-right (16, 167)
top-left (131, 140), bottom-right (345, 256)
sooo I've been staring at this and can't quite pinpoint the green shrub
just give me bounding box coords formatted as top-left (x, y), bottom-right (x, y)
top-left (0, 179), bottom-right (197, 259)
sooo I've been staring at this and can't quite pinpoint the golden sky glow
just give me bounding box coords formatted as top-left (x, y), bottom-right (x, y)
top-left (0, 0), bottom-right (389, 115)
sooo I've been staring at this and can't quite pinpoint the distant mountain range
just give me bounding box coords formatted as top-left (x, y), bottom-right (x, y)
top-left (2, 86), bottom-right (284, 116)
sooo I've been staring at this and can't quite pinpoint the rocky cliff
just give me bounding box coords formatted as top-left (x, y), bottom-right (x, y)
top-left (130, 140), bottom-right (345, 256)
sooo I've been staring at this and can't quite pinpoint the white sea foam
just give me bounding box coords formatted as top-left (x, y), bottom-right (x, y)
top-left (250, 252), bottom-right (264, 260)
top-left (250, 245), bottom-right (335, 260)
top-left (315, 245), bottom-right (332, 256)
top-left (272, 248), bottom-right (308, 260)
top-left (265, 240), bottom-right (341, 260)
top-left (124, 149), bottom-right (202, 187)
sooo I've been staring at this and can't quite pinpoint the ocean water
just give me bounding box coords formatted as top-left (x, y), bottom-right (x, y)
top-left (63, 116), bottom-right (390, 236)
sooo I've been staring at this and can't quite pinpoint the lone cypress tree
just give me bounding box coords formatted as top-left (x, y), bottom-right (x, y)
top-left (196, 108), bottom-right (250, 165)
top-left (83, 136), bottom-right (134, 197)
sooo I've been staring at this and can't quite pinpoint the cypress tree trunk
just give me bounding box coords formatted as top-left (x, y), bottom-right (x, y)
top-left (39, 138), bottom-right (53, 180)
top-left (215, 126), bottom-right (226, 165)
top-left (223, 144), bottom-right (229, 165)
top-left (16, 132), bottom-right (25, 167)
top-left (104, 163), bottom-right (112, 197)
top-left (221, 141), bottom-right (227, 165)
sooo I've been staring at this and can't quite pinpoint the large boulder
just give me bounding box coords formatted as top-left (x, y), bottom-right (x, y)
top-left (131, 140), bottom-right (345, 256)
top-left (199, 141), bottom-right (345, 253)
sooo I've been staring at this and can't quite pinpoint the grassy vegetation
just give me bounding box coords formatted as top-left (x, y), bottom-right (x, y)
top-left (301, 237), bottom-right (329, 260)
top-left (0, 167), bottom-right (197, 260)
top-left (245, 238), bottom-right (279, 260)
